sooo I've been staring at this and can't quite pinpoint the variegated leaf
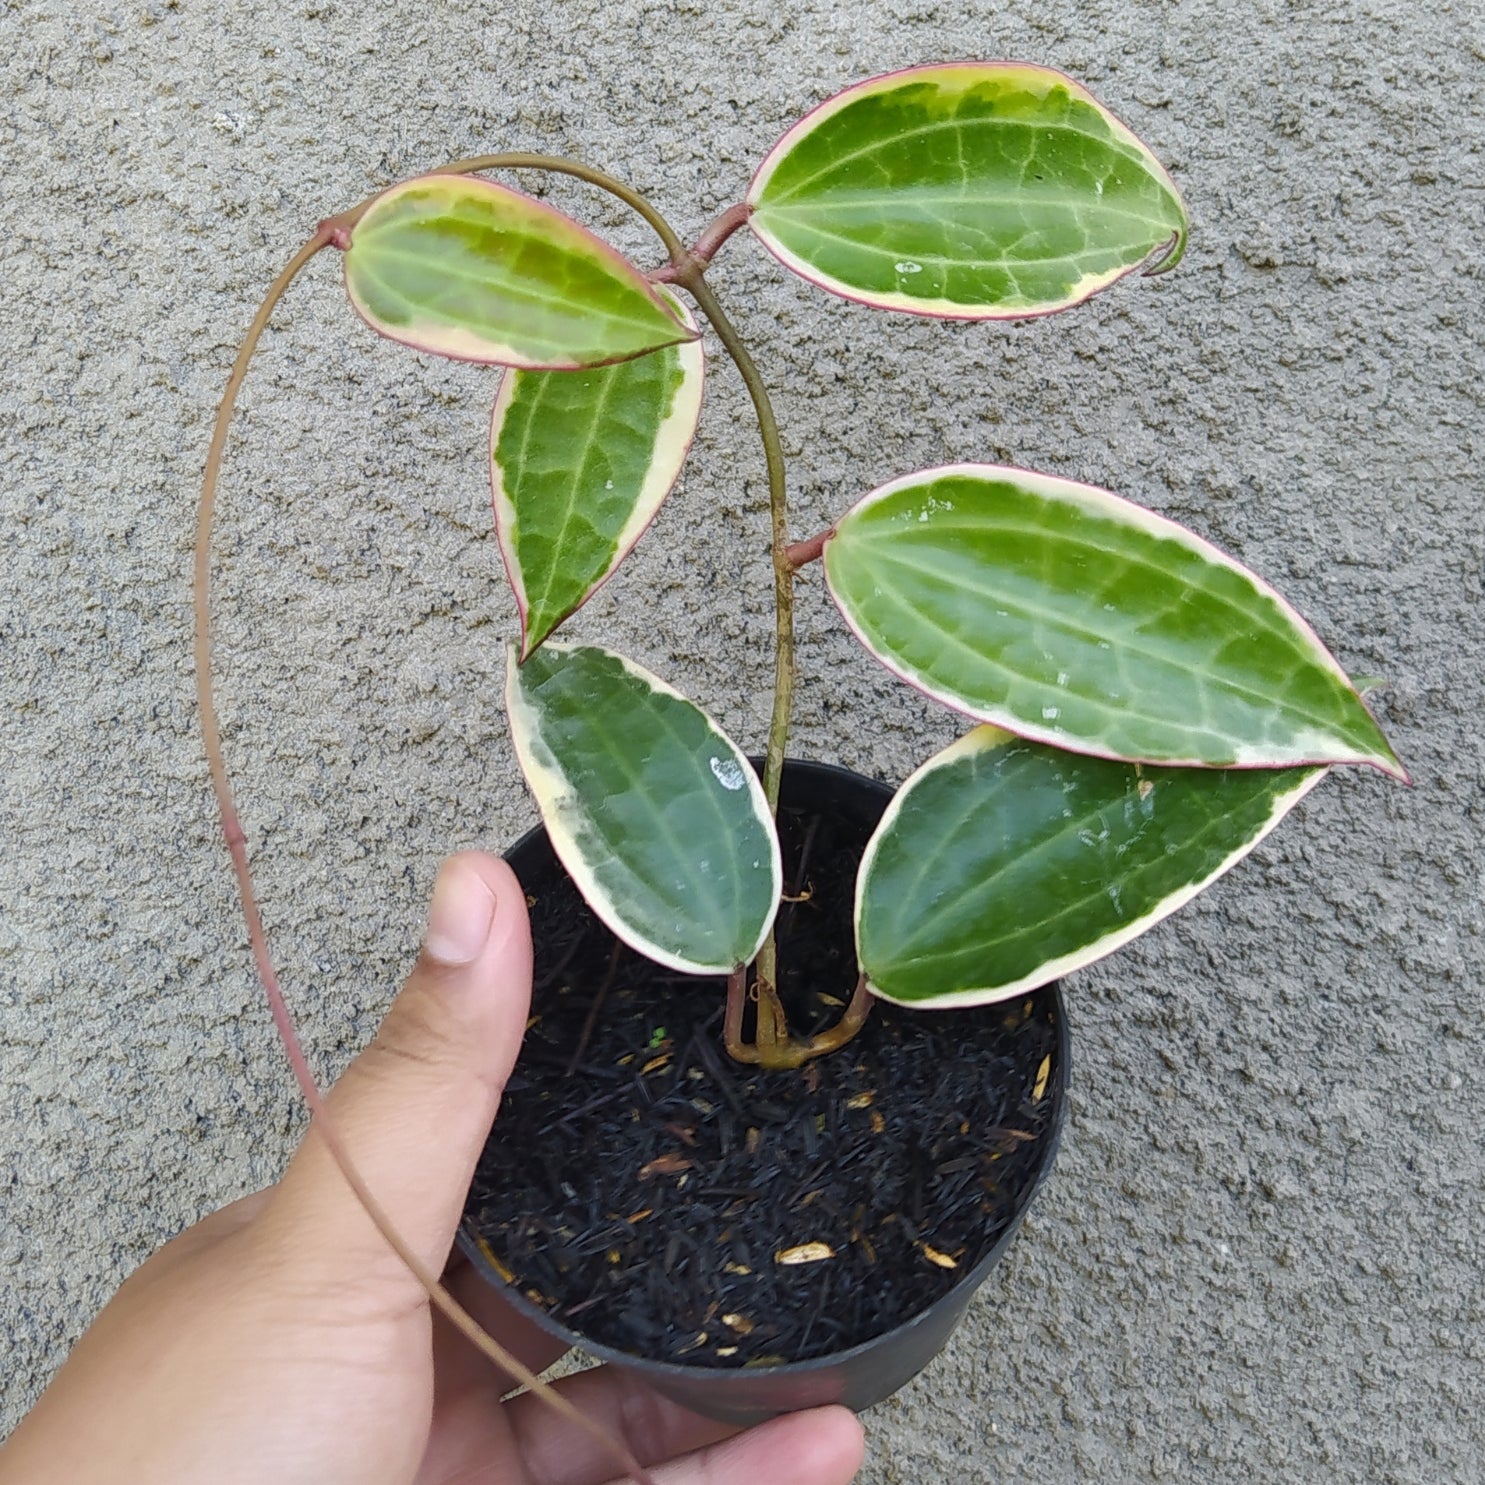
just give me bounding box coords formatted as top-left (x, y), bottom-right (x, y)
top-left (856, 726), bottom-right (1325, 1007)
top-left (824, 465), bottom-right (1403, 776)
top-left (505, 642), bottom-right (781, 974)
top-left (493, 290), bottom-right (705, 657)
top-left (344, 175), bottom-right (695, 369)
top-left (748, 63), bottom-right (1187, 318)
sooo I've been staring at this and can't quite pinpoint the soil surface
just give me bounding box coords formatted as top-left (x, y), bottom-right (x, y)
top-left (463, 776), bottom-right (1062, 1366)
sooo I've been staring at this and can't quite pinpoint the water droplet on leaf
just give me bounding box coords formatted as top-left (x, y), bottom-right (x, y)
top-left (710, 756), bottom-right (746, 790)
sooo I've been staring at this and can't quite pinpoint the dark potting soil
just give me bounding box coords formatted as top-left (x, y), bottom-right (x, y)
top-left (462, 778), bottom-right (1062, 1368)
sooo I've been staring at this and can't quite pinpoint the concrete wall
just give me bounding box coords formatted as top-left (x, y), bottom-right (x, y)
top-left (3, 0), bottom-right (1480, 1477)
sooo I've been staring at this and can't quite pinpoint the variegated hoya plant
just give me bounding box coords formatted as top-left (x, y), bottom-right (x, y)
top-left (320, 62), bottom-right (1404, 1066)
top-left (196, 61), bottom-right (1403, 1469)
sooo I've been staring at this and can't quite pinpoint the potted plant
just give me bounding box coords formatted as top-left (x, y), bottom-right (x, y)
top-left (194, 59), bottom-right (1404, 1459)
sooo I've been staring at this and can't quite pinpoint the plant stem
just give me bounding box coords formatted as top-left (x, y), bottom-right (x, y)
top-left (674, 267), bottom-right (801, 1033)
top-left (686, 202), bottom-right (755, 269)
top-left (318, 152), bottom-right (691, 271)
top-left (669, 267), bottom-right (796, 1004)
top-left (724, 966), bottom-right (755, 1063)
top-left (722, 972), bottom-right (874, 1072)
top-left (797, 972), bottom-right (875, 1060)
top-left (193, 161), bottom-right (673, 1485)
top-left (670, 248), bottom-right (884, 1071)
top-left (784, 527), bottom-right (834, 570)
top-left (439, 152), bottom-right (691, 267)
top-left (195, 232), bottom-right (336, 1115)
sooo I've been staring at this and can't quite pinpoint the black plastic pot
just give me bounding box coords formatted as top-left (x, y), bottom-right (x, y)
top-left (459, 759), bottom-right (1069, 1426)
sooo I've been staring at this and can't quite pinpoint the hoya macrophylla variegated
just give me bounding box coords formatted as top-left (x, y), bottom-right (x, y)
top-left (856, 726), bottom-right (1326, 1007)
top-left (748, 62), bottom-right (1187, 318)
top-left (824, 465), bottom-right (1403, 777)
top-left (492, 288), bottom-right (705, 658)
top-left (345, 174), bottom-right (695, 369)
top-left (504, 641), bottom-right (782, 976)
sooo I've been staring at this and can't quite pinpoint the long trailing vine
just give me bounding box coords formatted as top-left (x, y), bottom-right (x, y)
top-left (195, 150), bottom-right (817, 1485)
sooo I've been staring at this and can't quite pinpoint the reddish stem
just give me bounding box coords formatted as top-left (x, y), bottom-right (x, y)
top-left (784, 527), bottom-right (834, 570)
top-left (649, 202), bottom-right (754, 284)
top-left (194, 209), bottom-right (660, 1485)
top-left (723, 971), bottom-right (875, 1072)
top-left (688, 201), bottom-right (754, 267)
top-left (724, 965), bottom-right (758, 1064)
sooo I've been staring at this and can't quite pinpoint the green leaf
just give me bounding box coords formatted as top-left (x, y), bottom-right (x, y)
top-left (824, 465), bottom-right (1403, 776)
top-left (505, 642), bottom-right (782, 974)
top-left (344, 175), bottom-right (696, 369)
top-left (747, 62), bottom-right (1187, 318)
top-left (493, 290), bottom-right (705, 657)
top-left (857, 726), bottom-right (1325, 1007)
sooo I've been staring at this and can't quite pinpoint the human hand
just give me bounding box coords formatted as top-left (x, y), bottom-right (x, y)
top-left (0, 852), bottom-right (865, 1485)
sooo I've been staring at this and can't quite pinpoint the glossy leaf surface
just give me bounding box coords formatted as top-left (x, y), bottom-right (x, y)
top-left (505, 642), bottom-right (781, 974)
top-left (747, 62), bottom-right (1187, 317)
top-left (345, 175), bottom-right (694, 368)
top-left (857, 726), bottom-right (1324, 1007)
top-left (493, 291), bottom-right (705, 657)
top-left (825, 465), bottom-right (1402, 775)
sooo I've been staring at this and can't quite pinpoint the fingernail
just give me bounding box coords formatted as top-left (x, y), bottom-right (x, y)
top-left (425, 859), bottom-right (498, 966)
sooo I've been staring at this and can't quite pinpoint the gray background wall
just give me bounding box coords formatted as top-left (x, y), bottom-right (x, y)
top-left (2, 0), bottom-right (1481, 1478)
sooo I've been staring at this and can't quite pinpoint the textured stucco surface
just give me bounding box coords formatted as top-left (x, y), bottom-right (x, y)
top-left (2, 0), bottom-right (1482, 1477)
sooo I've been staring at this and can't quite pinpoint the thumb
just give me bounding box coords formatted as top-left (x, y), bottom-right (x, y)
top-left (267, 851), bottom-right (534, 1281)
